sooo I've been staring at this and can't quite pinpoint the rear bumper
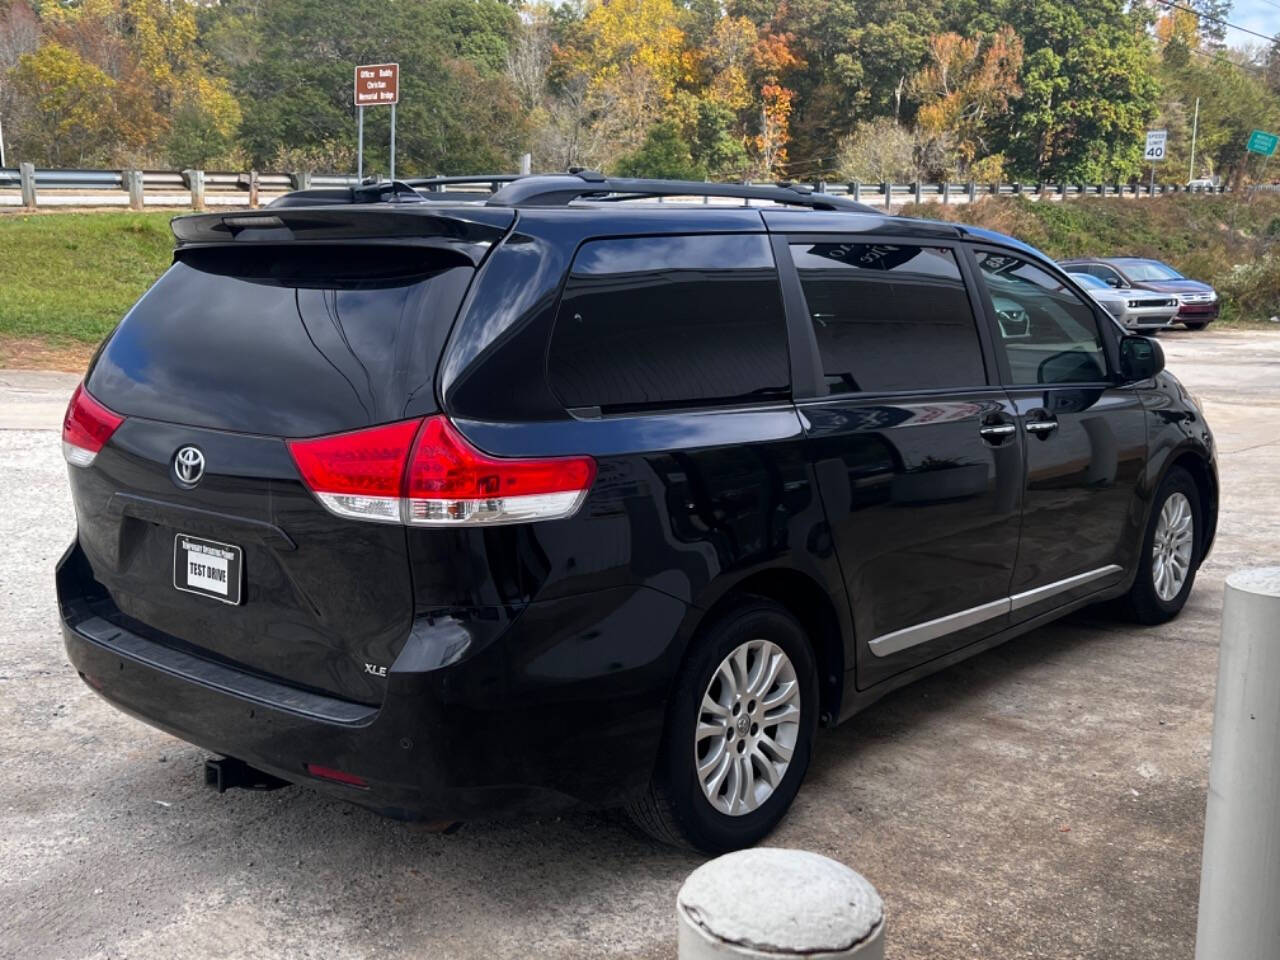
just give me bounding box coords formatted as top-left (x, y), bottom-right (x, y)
top-left (58, 540), bottom-right (688, 821)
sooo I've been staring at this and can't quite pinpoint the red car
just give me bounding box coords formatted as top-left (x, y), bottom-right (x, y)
top-left (1059, 257), bottom-right (1219, 330)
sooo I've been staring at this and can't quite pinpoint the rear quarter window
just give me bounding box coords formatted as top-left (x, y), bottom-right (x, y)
top-left (547, 234), bottom-right (790, 413)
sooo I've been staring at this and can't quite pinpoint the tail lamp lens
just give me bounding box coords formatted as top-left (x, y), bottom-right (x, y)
top-left (287, 415), bottom-right (596, 527)
top-left (62, 384), bottom-right (124, 467)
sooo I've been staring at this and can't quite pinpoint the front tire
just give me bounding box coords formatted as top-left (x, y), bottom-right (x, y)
top-left (1124, 467), bottom-right (1201, 624)
top-left (626, 599), bottom-right (819, 853)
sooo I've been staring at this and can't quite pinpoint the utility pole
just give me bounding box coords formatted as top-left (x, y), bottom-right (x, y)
top-left (0, 115), bottom-right (5, 169)
top-left (1189, 97), bottom-right (1200, 183)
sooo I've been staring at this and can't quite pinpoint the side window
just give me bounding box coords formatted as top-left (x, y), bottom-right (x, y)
top-left (788, 241), bottom-right (986, 394)
top-left (975, 251), bottom-right (1108, 385)
top-left (548, 235), bottom-right (789, 412)
top-left (1092, 264), bottom-right (1124, 287)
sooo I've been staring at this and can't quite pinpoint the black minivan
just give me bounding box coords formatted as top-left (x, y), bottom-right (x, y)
top-left (58, 174), bottom-right (1217, 852)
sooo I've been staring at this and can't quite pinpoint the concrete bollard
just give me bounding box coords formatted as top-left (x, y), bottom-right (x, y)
top-left (1195, 568), bottom-right (1280, 960)
top-left (249, 169), bottom-right (260, 208)
top-left (19, 161), bottom-right (36, 208)
top-left (677, 849), bottom-right (884, 959)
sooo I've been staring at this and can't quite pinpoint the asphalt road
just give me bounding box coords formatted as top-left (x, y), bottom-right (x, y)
top-left (2, 328), bottom-right (1277, 959)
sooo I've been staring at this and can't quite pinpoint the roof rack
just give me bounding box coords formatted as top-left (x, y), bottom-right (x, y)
top-left (485, 172), bottom-right (876, 212)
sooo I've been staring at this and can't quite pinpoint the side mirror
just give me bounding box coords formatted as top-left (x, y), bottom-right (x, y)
top-left (1119, 335), bottom-right (1164, 382)
top-left (1104, 276), bottom-right (1121, 288)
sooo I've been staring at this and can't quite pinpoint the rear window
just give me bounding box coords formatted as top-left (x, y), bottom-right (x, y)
top-left (547, 234), bottom-right (790, 413)
top-left (87, 246), bottom-right (473, 437)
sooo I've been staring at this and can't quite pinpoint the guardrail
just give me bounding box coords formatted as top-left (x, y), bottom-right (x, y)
top-left (0, 164), bottom-right (1231, 210)
top-left (0, 165), bottom-right (359, 209)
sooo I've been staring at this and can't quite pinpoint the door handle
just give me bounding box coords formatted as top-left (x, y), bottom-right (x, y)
top-left (979, 423), bottom-right (1017, 443)
top-left (1025, 419), bottom-right (1059, 436)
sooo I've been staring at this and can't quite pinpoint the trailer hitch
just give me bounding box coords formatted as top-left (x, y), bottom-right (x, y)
top-left (204, 756), bottom-right (290, 793)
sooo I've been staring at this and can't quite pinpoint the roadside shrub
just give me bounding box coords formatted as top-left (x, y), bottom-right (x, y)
top-left (1215, 257), bottom-right (1280, 322)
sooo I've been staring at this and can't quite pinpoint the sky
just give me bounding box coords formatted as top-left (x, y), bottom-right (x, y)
top-left (1229, 0), bottom-right (1278, 47)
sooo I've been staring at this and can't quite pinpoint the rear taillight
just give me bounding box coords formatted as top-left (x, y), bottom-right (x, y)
top-left (287, 415), bottom-right (596, 527)
top-left (62, 384), bottom-right (124, 467)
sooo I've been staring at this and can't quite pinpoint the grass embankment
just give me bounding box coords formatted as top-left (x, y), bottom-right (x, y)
top-left (1, 195), bottom-right (1278, 370)
top-left (0, 212), bottom-right (174, 368)
top-left (902, 193), bottom-right (1280, 324)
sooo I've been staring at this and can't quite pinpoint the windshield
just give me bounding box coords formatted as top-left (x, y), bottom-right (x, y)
top-left (1118, 260), bottom-right (1184, 281)
top-left (1070, 273), bottom-right (1108, 290)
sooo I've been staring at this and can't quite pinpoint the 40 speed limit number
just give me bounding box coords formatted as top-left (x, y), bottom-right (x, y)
top-left (1145, 130), bottom-right (1167, 162)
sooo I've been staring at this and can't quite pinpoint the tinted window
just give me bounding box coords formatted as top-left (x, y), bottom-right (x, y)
top-left (548, 235), bottom-right (789, 412)
top-left (975, 251), bottom-right (1108, 385)
top-left (1088, 264), bottom-right (1125, 286)
top-left (88, 249), bottom-right (472, 436)
top-left (789, 241), bottom-right (986, 394)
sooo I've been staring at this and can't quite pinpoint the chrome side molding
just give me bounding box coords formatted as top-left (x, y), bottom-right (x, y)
top-left (868, 564), bottom-right (1124, 658)
top-left (1010, 564), bottom-right (1122, 612)
top-left (869, 597), bottom-right (1010, 657)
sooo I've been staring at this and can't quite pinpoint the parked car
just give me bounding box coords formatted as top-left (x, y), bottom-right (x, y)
top-left (57, 174), bottom-right (1218, 852)
top-left (1059, 257), bottom-right (1219, 330)
top-left (1067, 271), bottom-right (1177, 331)
top-left (1186, 178), bottom-right (1216, 190)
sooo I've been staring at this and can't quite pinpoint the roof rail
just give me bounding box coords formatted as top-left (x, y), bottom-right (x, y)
top-left (485, 172), bottom-right (876, 212)
top-left (405, 174), bottom-right (523, 192)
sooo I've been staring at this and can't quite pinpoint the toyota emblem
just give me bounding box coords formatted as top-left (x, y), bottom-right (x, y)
top-left (173, 446), bottom-right (205, 487)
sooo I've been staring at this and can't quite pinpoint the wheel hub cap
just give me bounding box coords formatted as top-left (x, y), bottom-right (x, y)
top-left (695, 638), bottom-right (802, 817)
top-left (1152, 491), bottom-right (1194, 602)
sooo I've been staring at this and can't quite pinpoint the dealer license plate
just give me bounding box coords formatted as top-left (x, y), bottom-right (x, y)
top-left (173, 534), bottom-right (243, 605)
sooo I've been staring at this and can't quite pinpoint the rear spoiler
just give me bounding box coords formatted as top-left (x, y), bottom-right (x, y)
top-left (170, 205), bottom-right (515, 261)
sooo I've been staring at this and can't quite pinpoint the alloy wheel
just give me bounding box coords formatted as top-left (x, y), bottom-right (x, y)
top-left (1152, 491), bottom-right (1194, 602)
top-left (695, 639), bottom-right (802, 816)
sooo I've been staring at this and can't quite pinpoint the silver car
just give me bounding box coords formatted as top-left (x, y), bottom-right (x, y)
top-left (1068, 272), bottom-right (1177, 331)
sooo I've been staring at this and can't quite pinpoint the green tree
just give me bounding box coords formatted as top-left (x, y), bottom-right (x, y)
top-left (993, 0), bottom-right (1159, 182)
top-left (690, 100), bottom-right (749, 177)
top-left (233, 0), bottom-right (526, 173)
top-left (614, 121), bottom-right (705, 178)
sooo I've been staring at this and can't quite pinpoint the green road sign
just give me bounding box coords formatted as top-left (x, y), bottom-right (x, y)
top-left (1247, 130), bottom-right (1278, 157)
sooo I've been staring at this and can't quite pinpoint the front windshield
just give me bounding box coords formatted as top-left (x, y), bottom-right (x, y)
top-left (1070, 273), bottom-right (1108, 290)
top-left (1119, 260), bottom-right (1184, 281)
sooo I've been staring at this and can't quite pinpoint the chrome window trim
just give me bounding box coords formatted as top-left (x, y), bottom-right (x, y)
top-left (868, 564), bottom-right (1124, 657)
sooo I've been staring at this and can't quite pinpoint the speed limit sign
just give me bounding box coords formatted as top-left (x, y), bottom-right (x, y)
top-left (1145, 129), bottom-right (1167, 162)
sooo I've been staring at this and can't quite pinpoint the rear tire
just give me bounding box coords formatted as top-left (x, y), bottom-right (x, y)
top-left (1124, 467), bottom-right (1201, 624)
top-left (626, 599), bottom-right (818, 853)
